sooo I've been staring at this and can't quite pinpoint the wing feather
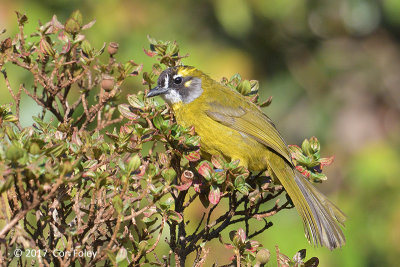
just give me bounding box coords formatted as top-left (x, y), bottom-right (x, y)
top-left (205, 97), bottom-right (293, 165)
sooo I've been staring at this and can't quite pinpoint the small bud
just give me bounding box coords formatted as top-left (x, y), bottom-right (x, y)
top-left (81, 40), bottom-right (93, 58)
top-left (101, 75), bottom-right (115, 91)
top-left (237, 79), bottom-right (252, 95)
top-left (64, 18), bottom-right (80, 34)
top-left (3, 114), bottom-right (18, 123)
top-left (166, 42), bottom-right (179, 55)
top-left (29, 142), bottom-right (41, 155)
top-left (249, 80), bottom-right (259, 92)
top-left (309, 136), bottom-right (320, 154)
top-left (70, 10), bottom-right (83, 27)
top-left (39, 38), bottom-right (55, 57)
top-left (107, 42), bottom-right (119, 55)
top-left (256, 249), bottom-right (270, 264)
top-left (301, 138), bottom-right (313, 156)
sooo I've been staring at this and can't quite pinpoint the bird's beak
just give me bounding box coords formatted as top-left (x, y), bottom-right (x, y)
top-left (147, 86), bottom-right (168, 97)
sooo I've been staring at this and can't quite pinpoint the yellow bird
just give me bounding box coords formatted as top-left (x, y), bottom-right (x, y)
top-left (147, 66), bottom-right (346, 250)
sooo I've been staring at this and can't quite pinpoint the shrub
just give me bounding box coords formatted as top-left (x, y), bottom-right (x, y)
top-left (0, 11), bottom-right (330, 266)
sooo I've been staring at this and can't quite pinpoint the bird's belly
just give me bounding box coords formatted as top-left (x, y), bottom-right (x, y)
top-left (175, 109), bottom-right (268, 171)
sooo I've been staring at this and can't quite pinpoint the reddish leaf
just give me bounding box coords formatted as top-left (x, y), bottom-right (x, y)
top-left (296, 165), bottom-right (310, 178)
top-left (51, 15), bottom-right (64, 31)
top-left (319, 156), bottom-right (335, 169)
top-left (118, 104), bottom-right (139, 120)
top-left (81, 19), bottom-right (96, 30)
top-left (276, 245), bottom-right (291, 267)
top-left (211, 155), bottom-right (226, 169)
top-left (60, 40), bottom-right (71, 54)
top-left (198, 161), bottom-right (213, 180)
top-left (289, 145), bottom-right (304, 160)
top-left (71, 130), bottom-right (83, 146)
top-left (208, 185), bottom-right (221, 205)
top-left (224, 244), bottom-right (234, 249)
top-left (176, 171), bottom-right (193, 191)
top-left (185, 150), bottom-right (201, 162)
top-left (246, 240), bottom-right (260, 252)
top-left (143, 48), bottom-right (157, 57)
top-left (193, 181), bottom-right (202, 193)
top-left (175, 181), bottom-right (192, 191)
top-left (167, 210), bottom-right (183, 223)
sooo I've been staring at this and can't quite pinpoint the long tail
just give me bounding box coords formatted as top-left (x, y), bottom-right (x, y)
top-left (268, 158), bottom-right (346, 250)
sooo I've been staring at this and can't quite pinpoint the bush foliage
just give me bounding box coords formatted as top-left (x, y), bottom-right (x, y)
top-left (0, 11), bottom-right (333, 266)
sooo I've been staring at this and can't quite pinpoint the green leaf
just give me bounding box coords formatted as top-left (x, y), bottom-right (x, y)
top-left (105, 249), bottom-right (117, 266)
top-left (46, 143), bottom-right (67, 157)
top-left (146, 164), bottom-right (157, 179)
top-left (0, 177), bottom-right (14, 194)
top-left (4, 125), bottom-right (19, 140)
top-left (161, 168), bottom-right (176, 184)
top-left (112, 195), bottom-right (123, 213)
top-left (116, 248), bottom-right (128, 265)
top-left (5, 144), bottom-right (24, 162)
top-left (226, 159), bottom-right (240, 169)
top-left (149, 185), bottom-right (163, 195)
top-left (152, 114), bottom-right (165, 130)
top-left (185, 136), bottom-right (201, 146)
top-left (237, 185), bottom-right (249, 195)
top-left (237, 79), bottom-right (252, 95)
top-left (127, 94), bottom-right (145, 109)
top-left (213, 171), bottom-right (226, 184)
top-left (142, 216), bottom-right (158, 227)
top-left (234, 175), bottom-right (246, 188)
top-left (81, 159), bottom-right (98, 170)
top-left (159, 197), bottom-right (174, 210)
top-left (126, 155), bottom-right (141, 173)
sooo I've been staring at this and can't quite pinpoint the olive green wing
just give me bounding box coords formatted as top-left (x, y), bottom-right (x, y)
top-left (204, 92), bottom-right (293, 165)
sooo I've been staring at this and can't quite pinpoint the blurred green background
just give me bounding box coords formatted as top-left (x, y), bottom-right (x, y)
top-left (1, 0), bottom-right (400, 266)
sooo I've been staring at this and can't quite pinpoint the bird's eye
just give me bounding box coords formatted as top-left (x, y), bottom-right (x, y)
top-left (174, 76), bottom-right (182, 84)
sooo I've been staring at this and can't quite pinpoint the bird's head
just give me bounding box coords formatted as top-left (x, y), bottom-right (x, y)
top-left (146, 66), bottom-right (204, 105)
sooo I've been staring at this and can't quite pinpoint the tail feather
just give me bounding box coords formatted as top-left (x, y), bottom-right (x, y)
top-left (267, 158), bottom-right (346, 250)
top-left (294, 171), bottom-right (346, 249)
